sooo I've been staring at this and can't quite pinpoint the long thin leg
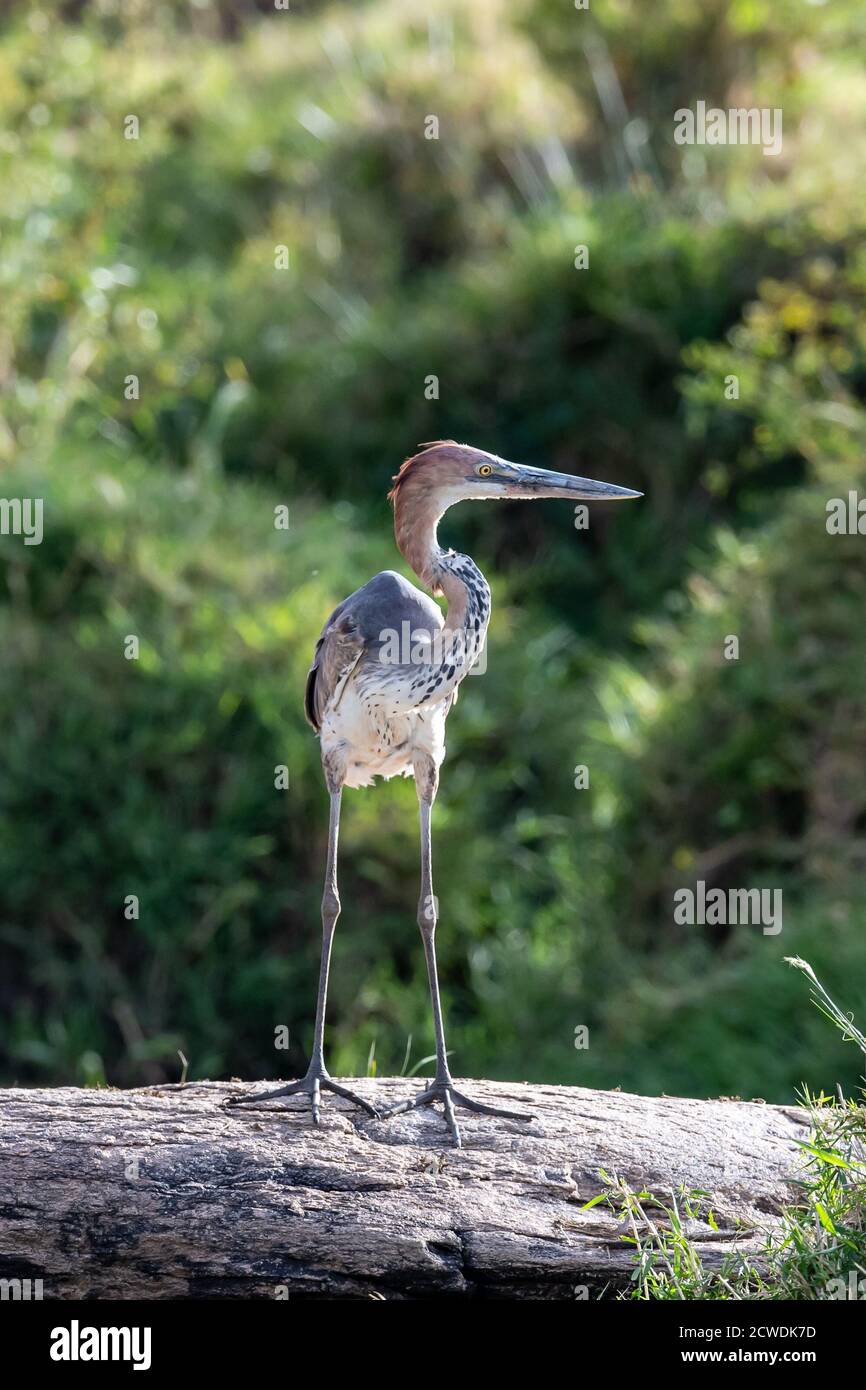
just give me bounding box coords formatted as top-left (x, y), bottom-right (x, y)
top-left (227, 786), bottom-right (377, 1121)
top-left (311, 787), bottom-right (342, 1072)
top-left (381, 763), bottom-right (535, 1146)
top-left (418, 795), bottom-right (449, 1084)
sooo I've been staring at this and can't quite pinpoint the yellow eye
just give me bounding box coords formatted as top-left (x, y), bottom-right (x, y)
top-left (478, 463), bottom-right (493, 476)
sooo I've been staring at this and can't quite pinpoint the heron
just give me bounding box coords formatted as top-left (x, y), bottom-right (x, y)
top-left (228, 442), bottom-right (641, 1145)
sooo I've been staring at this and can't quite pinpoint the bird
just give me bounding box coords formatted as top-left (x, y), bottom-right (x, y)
top-left (228, 441), bottom-right (641, 1145)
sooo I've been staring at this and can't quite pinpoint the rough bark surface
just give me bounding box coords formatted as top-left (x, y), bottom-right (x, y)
top-left (0, 1078), bottom-right (809, 1299)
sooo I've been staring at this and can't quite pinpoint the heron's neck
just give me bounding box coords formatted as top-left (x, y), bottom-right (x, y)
top-left (394, 494), bottom-right (491, 648)
top-left (435, 547), bottom-right (491, 653)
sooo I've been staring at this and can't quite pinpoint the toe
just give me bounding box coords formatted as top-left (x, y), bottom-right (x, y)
top-left (442, 1090), bottom-right (462, 1148)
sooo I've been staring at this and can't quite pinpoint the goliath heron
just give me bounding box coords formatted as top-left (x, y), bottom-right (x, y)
top-left (229, 442), bottom-right (640, 1145)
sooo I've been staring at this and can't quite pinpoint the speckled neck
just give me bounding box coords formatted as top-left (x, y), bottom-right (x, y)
top-left (434, 549), bottom-right (491, 653)
top-left (393, 487), bottom-right (491, 677)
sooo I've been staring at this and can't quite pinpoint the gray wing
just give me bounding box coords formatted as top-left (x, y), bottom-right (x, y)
top-left (303, 607), bottom-right (365, 732)
top-left (304, 570), bottom-right (445, 732)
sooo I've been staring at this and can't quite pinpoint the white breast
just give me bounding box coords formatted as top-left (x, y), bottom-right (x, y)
top-left (319, 680), bottom-right (448, 789)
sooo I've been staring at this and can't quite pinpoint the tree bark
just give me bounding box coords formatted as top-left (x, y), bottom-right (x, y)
top-left (0, 1078), bottom-right (809, 1300)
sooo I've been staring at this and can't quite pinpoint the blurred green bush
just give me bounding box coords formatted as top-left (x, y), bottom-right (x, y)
top-left (1, 0), bottom-right (864, 1100)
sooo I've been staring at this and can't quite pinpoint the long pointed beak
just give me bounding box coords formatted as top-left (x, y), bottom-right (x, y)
top-left (502, 462), bottom-right (642, 501)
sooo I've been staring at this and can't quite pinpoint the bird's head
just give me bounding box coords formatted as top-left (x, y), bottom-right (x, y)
top-left (388, 440), bottom-right (641, 510)
top-left (388, 442), bottom-right (641, 585)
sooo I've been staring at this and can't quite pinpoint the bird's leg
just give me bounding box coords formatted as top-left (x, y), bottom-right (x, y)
top-left (381, 761), bottom-right (535, 1147)
top-left (227, 785), bottom-right (378, 1123)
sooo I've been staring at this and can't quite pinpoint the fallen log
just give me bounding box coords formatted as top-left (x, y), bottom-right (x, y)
top-left (0, 1078), bottom-right (809, 1299)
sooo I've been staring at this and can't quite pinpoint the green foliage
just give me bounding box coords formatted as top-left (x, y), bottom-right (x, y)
top-left (0, 0), bottom-right (864, 1101)
top-left (600, 963), bottom-right (866, 1300)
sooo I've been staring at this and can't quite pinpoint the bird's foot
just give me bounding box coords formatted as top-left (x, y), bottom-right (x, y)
top-left (381, 1077), bottom-right (535, 1148)
top-left (225, 1066), bottom-right (379, 1124)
